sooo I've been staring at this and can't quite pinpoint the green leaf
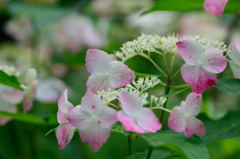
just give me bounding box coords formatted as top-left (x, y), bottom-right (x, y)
top-left (0, 70), bottom-right (22, 90)
top-left (141, 130), bottom-right (209, 159)
top-left (125, 152), bottom-right (145, 159)
top-left (125, 148), bottom-right (177, 159)
top-left (145, 0), bottom-right (240, 14)
top-left (6, 2), bottom-right (72, 30)
top-left (215, 78), bottom-right (240, 94)
top-left (200, 111), bottom-right (240, 143)
top-left (0, 111), bottom-right (57, 125)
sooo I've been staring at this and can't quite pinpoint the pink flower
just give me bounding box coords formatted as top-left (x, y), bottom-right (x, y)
top-left (204, 0), bottom-right (228, 17)
top-left (67, 90), bottom-right (117, 152)
top-left (86, 49), bottom-right (134, 92)
top-left (0, 85), bottom-right (24, 125)
top-left (176, 40), bottom-right (227, 93)
top-left (228, 39), bottom-right (240, 79)
top-left (117, 91), bottom-right (161, 133)
top-left (168, 93), bottom-right (205, 137)
top-left (56, 89), bottom-right (75, 149)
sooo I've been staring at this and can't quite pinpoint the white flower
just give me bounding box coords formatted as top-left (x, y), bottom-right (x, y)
top-left (182, 35), bottom-right (226, 52)
top-left (121, 77), bottom-right (161, 104)
top-left (150, 95), bottom-right (167, 107)
top-left (97, 89), bottom-right (119, 104)
top-left (0, 65), bottom-right (19, 76)
top-left (116, 33), bottom-right (178, 62)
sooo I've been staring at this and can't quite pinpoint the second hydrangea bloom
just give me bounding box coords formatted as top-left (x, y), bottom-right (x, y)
top-left (67, 90), bottom-right (117, 151)
top-left (117, 91), bottom-right (162, 133)
top-left (168, 93), bottom-right (205, 137)
top-left (86, 49), bottom-right (134, 92)
top-left (176, 40), bottom-right (227, 93)
top-left (204, 0), bottom-right (228, 17)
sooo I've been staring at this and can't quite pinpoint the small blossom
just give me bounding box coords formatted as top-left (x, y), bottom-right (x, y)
top-left (97, 89), bottom-right (119, 104)
top-left (56, 89), bottom-right (75, 149)
top-left (5, 16), bottom-right (33, 46)
top-left (23, 68), bottom-right (38, 113)
top-left (0, 85), bottom-right (24, 125)
top-left (54, 14), bottom-right (104, 52)
top-left (121, 77), bottom-right (161, 104)
top-left (117, 91), bottom-right (161, 133)
top-left (168, 93), bottom-right (205, 137)
top-left (176, 40), bottom-right (227, 93)
top-left (0, 65), bottom-right (20, 76)
top-left (36, 78), bottom-right (66, 103)
top-left (67, 90), bottom-right (117, 151)
top-left (183, 35), bottom-right (227, 52)
top-left (86, 49), bottom-right (134, 92)
top-left (204, 0), bottom-right (228, 17)
top-left (116, 33), bottom-right (178, 61)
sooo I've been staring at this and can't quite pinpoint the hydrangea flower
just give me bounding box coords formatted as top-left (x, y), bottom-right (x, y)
top-left (204, 0), bottom-right (228, 17)
top-left (67, 90), bottom-right (117, 151)
top-left (56, 89), bottom-right (75, 149)
top-left (86, 49), bottom-right (134, 92)
top-left (176, 40), bottom-right (227, 93)
top-left (117, 91), bottom-right (161, 133)
top-left (168, 93), bottom-right (205, 137)
top-left (0, 85), bottom-right (24, 125)
top-left (23, 68), bottom-right (38, 113)
top-left (228, 41), bottom-right (240, 79)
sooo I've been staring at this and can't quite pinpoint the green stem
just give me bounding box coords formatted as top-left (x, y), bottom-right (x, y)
top-left (151, 107), bottom-right (172, 112)
top-left (108, 103), bottom-right (120, 110)
top-left (128, 135), bottom-right (132, 155)
top-left (171, 83), bottom-right (188, 89)
top-left (145, 147), bottom-right (153, 159)
top-left (160, 78), bottom-right (172, 123)
top-left (140, 54), bottom-right (168, 78)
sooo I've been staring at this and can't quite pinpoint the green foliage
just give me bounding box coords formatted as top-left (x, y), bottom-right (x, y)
top-left (125, 148), bottom-right (177, 159)
top-left (0, 111), bottom-right (57, 125)
top-left (215, 78), bottom-right (240, 94)
top-left (0, 70), bottom-right (22, 90)
top-left (201, 112), bottom-right (240, 143)
top-left (141, 130), bottom-right (209, 159)
top-left (145, 0), bottom-right (240, 13)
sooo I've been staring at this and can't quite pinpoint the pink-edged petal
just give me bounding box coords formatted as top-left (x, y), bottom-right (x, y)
top-left (109, 61), bottom-right (134, 88)
top-left (184, 117), bottom-right (205, 137)
top-left (117, 111), bottom-right (145, 133)
top-left (98, 107), bottom-right (117, 128)
top-left (168, 107), bottom-right (186, 133)
top-left (56, 124), bottom-right (75, 149)
top-left (1, 89), bottom-right (24, 105)
top-left (230, 61), bottom-right (240, 79)
top-left (86, 74), bottom-right (111, 92)
top-left (57, 89), bottom-right (74, 124)
top-left (181, 64), bottom-right (216, 93)
top-left (67, 106), bottom-right (89, 130)
top-left (228, 45), bottom-right (240, 65)
top-left (119, 91), bottom-right (143, 114)
top-left (80, 90), bottom-right (105, 112)
top-left (136, 108), bottom-right (161, 133)
top-left (202, 48), bottom-right (227, 73)
top-left (204, 0), bottom-right (228, 17)
top-left (79, 125), bottom-right (111, 152)
top-left (183, 93), bottom-right (202, 116)
top-left (176, 40), bottom-right (204, 65)
top-left (68, 91), bottom-right (117, 129)
top-left (86, 49), bottom-right (116, 74)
